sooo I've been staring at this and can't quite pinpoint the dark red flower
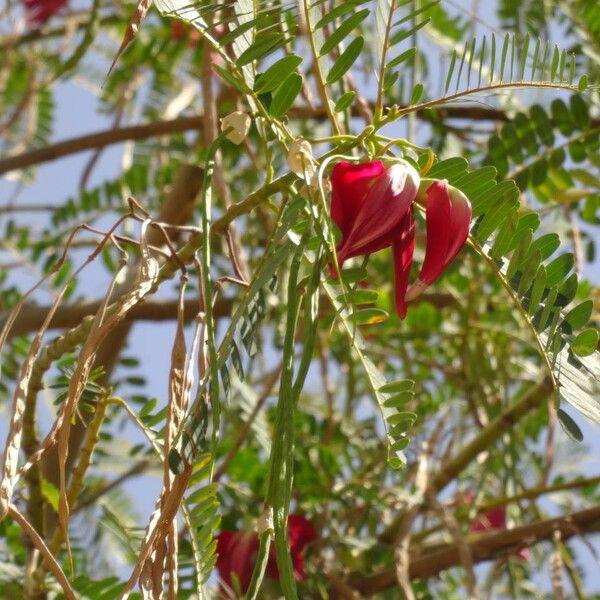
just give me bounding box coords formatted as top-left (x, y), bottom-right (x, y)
top-left (266, 514), bottom-right (317, 581)
top-left (216, 514), bottom-right (316, 595)
top-left (24, 0), bottom-right (68, 25)
top-left (330, 161), bottom-right (471, 318)
top-left (470, 505), bottom-right (506, 532)
top-left (405, 180), bottom-right (472, 302)
top-left (467, 499), bottom-right (530, 560)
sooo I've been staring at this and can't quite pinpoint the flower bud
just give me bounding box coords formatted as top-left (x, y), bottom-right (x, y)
top-left (220, 111), bottom-right (251, 145)
top-left (288, 138), bottom-right (316, 180)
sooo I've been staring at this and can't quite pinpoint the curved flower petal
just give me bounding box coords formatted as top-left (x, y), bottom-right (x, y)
top-left (287, 514), bottom-right (317, 549)
top-left (470, 506), bottom-right (505, 532)
top-left (392, 211), bottom-right (416, 319)
top-left (444, 185), bottom-right (472, 266)
top-left (216, 530), bottom-right (259, 593)
top-left (266, 514), bottom-right (317, 581)
top-left (405, 180), bottom-right (471, 301)
top-left (337, 161), bottom-right (419, 264)
top-left (331, 161), bottom-right (386, 239)
top-left (24, 0), bottom-right (68, 24)
top-left (217, 514), bottom-right (316, 593)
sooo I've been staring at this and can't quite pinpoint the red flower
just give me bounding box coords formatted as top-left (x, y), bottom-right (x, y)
top-left (468, 501), bottom-right (530, 560)
top-left (330, 161), bottom-right (471, 318)
top-left (470, 505), bottom-right (506, 532)
top-left (24, 0), bottom-right (68, 25)
top-left (405, 180), bottom-right (472, 302)
top-left (216, 514), bottom-right (316, 595)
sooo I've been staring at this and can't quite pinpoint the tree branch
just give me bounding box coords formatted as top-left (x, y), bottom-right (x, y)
top-left (351, 505), bottom-right (600, 595)
top-left (7, 102), bottom-right (594, 176)
top-left (431, 377), bottom-right (553, 493)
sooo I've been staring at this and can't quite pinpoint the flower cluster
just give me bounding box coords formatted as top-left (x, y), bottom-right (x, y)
top-left (24, 0), bottom-right (68, 25)
top-left (330, 160), bottom-right (472, 318)
top-left (216, 514), bottom-right (316, 595)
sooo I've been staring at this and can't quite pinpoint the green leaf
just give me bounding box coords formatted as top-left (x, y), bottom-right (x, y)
top-left (570, 94), bottom-right (590, 130)
top-left (558, 409), bottom-right (584, 442)
top-left (564, 300), bottom-right (593, 330)
top-left (506, 229), bottom-right (532, 280)
top-left (326, 37), bottom-right (364, 84)
top-left (269, 73), bottom-right (303, 117)
top-left (387, 411), bottom-right (418, 427)
top-left (571, 329), bottom-right (599, 356)
top-left (354, 308), bottom-right (389, 325)
top-left (236, 33), bottom-right (285, 67)
top-left (444, 49), bottom-right (457, 94)
top-left (390, 19), bottom-right (431, 47)
top-left (536, 286), bottom-right (558, 331)
top-left (337, 289), bottom-right (379, 304)
top-left (410, 83), bottom-right (424, 105)
top-left (557, 273), bottom-right (578, 307)
top-left (383, 392), bottom-right (413, 408)
top-left (545, 253), bottom-right (574, 288)
top-left (334, 91), bottom-right (356, 112)
top-left (528, 265), bottom-right (546, 316)
top-left (517, 250), bottom-right (541, 296)
top-left (387, 47), bottom-right (417, 70)
top-left (319, 9), bottom-right (369, 55)
top-left (212, 64), bottom-right (247, 92)
top-left (490, 211), bottom-right (518, 259)
top-left (518, 35), bottom-right (529, 81)
top-left (255, 55), bottom-right (303, 93)
top-left (499, 33), bottom-right (509, 81)
top-left (578, 74), bottom-right (588, 92)
top-left (338, 266), bottom-right (367, 284)
top-left (41, 478), bottom-right (60, 513)
top-left (380, 380), bottom-right (414, 394)
top-left (477, 195), bottom-right (518, 242)
top-left (219, 19), bottom-right (259, 46)
top-left (529, 233), bottom-right (560, 260)
top-left (314, 0), bottom-right (369, 29)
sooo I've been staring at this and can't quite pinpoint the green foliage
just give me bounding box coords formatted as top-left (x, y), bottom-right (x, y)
top-left (0, 1), bottom-right (599, 599)
top-left (428, 157), bottom-right (598, 421)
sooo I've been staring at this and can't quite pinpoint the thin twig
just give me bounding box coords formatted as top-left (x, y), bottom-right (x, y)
top-left (8, 505), bottom-right (77, 600)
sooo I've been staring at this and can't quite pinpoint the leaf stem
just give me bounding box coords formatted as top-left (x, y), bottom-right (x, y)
top-left (375, 0), bottom-right (397, 120)
top-left (302, 0), bottom-right (342, 135)
top-left (379, 81), bottom-right (582, 128)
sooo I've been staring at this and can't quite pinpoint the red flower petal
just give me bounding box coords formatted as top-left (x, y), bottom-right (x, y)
top-left (417, 179), bottom-right (452, 285)
top-left (216, 514), bottom-right (316, 592)
top-left (470, 506), bottom-right (506, 532)
top-left (24, 0), bottom-right (68, 24)
top-left (331, 161), bottom-right (385, 239)
top-left (266, 514), bottom-right (317, 581)
top-left (337, 161), bottom-right (419, 264)
top-left (216, 530), bottom-right (259, 594)
top-left (392, 211), bottom-right (415, 319)
top-left (406, 180), bottom-right (471, 301)
top-left (287, 514), bottom-right (317, 549)
top-left (444, 185), bottom-right (472, 267)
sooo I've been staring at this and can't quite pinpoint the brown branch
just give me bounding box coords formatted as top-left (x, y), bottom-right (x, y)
top-left (3, 291), bottom-right (451, 340)
top-left (0, 116), bottom-right (204, 175)
top-left (6, 102), bottom-right (588, 176)
top-left (380, 377), bottom-right (553, 545)
top-left (8, 504), bottom-right (77, 600)
top-left (351, 505), bottom-right (600, 596)
top-left (430, 377), bottom-right (553, 493)
top-left (2, 297), bottom-right (233, 340)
